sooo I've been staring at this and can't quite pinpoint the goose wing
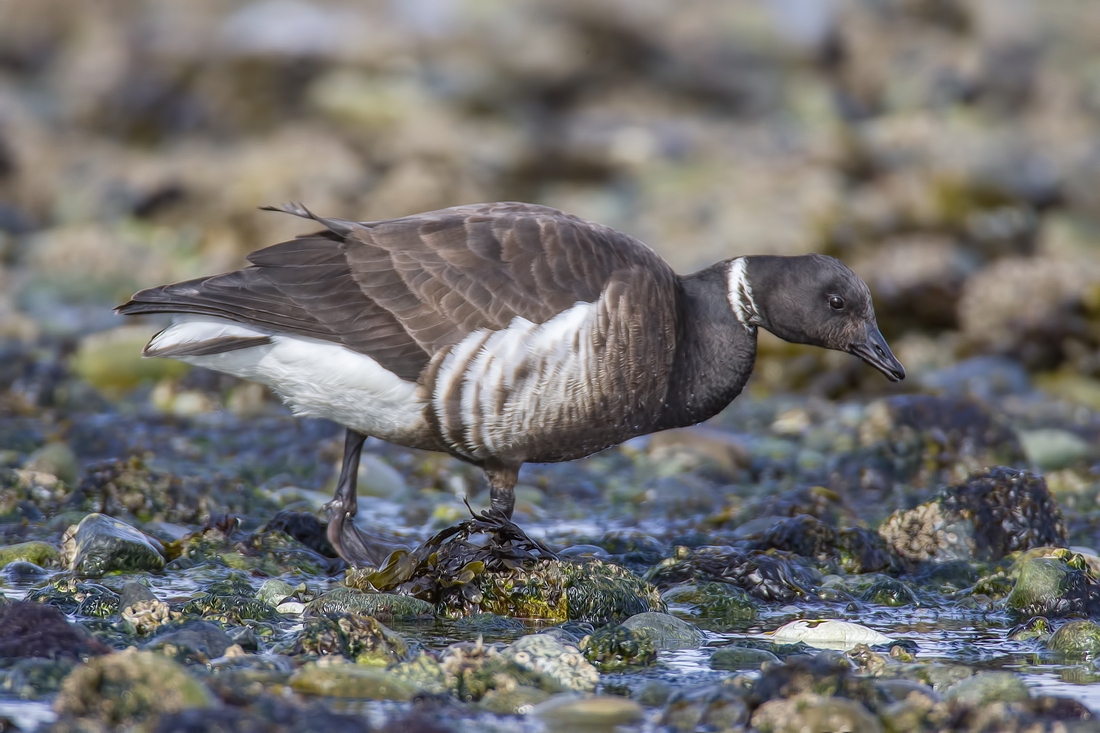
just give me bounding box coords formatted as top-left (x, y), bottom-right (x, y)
top-left (116, 202), bottom-right (678, 381)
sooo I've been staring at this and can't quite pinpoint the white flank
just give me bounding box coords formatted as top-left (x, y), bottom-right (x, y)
top-left (435, 301), bottom-right (599, 461)
top-left (726, 257), bottom-right (758, 329)
top-left (147, 316), bottom-right (427, 440)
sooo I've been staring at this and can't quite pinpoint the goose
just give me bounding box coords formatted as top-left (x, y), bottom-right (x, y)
top-left (116, 202), bottom-right (905, 566)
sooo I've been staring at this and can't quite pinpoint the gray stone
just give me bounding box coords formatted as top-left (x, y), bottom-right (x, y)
top-left (621, 612), bottom-right (704, 651)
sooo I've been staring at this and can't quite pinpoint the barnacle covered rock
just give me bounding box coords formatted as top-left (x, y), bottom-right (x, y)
top-left (880, 467), bottom-right (1065, 563)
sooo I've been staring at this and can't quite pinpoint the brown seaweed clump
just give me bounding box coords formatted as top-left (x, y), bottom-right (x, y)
top-left (345, 510), bottom-right (661, 622)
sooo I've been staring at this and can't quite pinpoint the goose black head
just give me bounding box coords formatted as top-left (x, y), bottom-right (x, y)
top-left (729, 254), bottom-right (906, 382)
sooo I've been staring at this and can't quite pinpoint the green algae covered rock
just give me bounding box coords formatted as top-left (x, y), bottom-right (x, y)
top-left (308, 587), bottom-right (433, 619)
top-left (293, 613), bottom-right (409, 666)
top-left (289, 659), bottom-right (417, 700)
top-left (1006, 555), bottom-right (1100, 618)
top-left (1046, 620), bottom-right (1100, 656)
top-left (0, 541), bottom-right (59, 568)
top-left (580, 625), bottom-right (657, 672)
top-left (54, 649), bottom-right (214, 726)
top-left (662, 581), bottom-right (758, 627)
top-left (62, 513), bottom-right (165, 577)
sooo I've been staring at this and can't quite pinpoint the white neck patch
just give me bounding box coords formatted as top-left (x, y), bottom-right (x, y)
top-left (727, 257), bottom-right (759, 329)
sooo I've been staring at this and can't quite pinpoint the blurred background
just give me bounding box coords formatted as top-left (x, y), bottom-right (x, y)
top-left (2, 0), bottom-right (1100, 407)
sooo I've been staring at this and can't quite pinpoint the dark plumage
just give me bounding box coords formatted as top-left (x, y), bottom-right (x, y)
top-left (117, 202), bottom-right (904, 566)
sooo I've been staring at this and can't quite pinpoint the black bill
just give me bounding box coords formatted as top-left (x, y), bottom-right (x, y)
top-left (850, 322), bottom-right (906, 382)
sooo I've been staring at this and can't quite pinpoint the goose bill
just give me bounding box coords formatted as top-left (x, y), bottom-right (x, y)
top-left (850, 323), bottom-right (906, 382)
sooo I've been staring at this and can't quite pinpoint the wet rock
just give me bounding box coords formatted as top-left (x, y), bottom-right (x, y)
top-left (944, 671), bottom-right (1030, 706)
top-left (1, 560), bottom-right (48, 581)
top-left (659, 678), bottom-right (751, 732)
top-left (531, 694), bottom-right (644, 730)
top-left (620, 612), bottom-right (703, 651)
top-left (1, 657), bottom-right (77, 699)
top-left (0, 540), bottom-right (59, 568)
top-left (54, 649), bottom-right (215, 726)
top-left (661, 581), bottom-right (757, 627)
top-left (1005, 554), bottom-right (1100, 618)
top-left (293, 613), bottom-right (409, 666)
top-left (1008, 616), bottom-right (1050, 642)
top-left (879, 467), bottom-right (1065, 563)
top-left (1046, 620), bottom-right (1100, 656)
top-left (289, 658), bottom-right (417, 700)
top-left (862, 577), bottom-right (919, 607)
top-left (710, 645), bottom-right (781, 671)
top-left (564, 559), bottom-right (665, 624)
top-left (145, 621), bottom-right (235, 664)
top-left (645, 545), bottom-right (817, 602)
top-left (117, 581), bottom-right (158, 611)
top-left (579, 625), bottom-right (657, 672)
top-left (62, 513), bottom-right (165, 576)
top-left (0, 602), bottom-right (109, 660)
top-left (306, 587), bottom-right (433, 620)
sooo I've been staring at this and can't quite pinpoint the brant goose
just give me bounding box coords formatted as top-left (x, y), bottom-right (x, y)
top-left (117, 202), bottom-right (905, 566)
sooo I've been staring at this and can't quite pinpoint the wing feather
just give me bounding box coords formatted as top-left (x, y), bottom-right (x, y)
top-left (117, 202), bottom-right (677, 384)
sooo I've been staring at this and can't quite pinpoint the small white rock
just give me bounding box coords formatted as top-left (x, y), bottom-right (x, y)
top-left (769, 619), bottom-right (893, 649)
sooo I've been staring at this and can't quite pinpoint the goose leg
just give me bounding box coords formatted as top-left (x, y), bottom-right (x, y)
top-left (485, 463), bottom-right (519, 519)
top-left (324, 429), bottom-right (387, 567)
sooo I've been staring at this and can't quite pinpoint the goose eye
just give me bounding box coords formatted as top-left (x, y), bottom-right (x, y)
top-left (828, 295), bottom-right (845, 311)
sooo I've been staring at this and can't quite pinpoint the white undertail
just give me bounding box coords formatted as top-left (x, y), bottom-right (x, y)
top-left (146, 316), bottom-right (428, 440)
